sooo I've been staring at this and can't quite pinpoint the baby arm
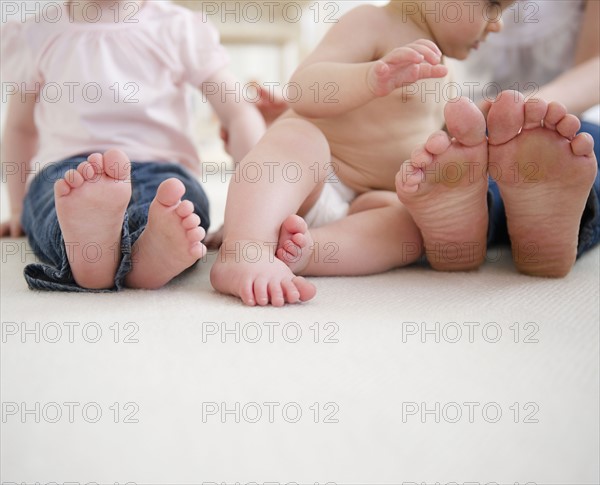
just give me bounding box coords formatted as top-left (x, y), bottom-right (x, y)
top-left (289, 7), bottom-right (447, 118)
top-left (202, 68), bottom-right (266, 164)
top-left (0, 93), bottom-right (38, 237)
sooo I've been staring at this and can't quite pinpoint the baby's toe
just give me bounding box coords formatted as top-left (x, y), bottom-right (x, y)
top-left (156, 178), bottom-right (185, 206)
top-left (291, 232), bottom-right (307, 248)
top-left (77, 161), bottom-right (100, 181)
top-left (268, 281), bottom-right (285, 307)
top-left (276, 247), bottom-right (290, 262)
top-left (282, 278), bottom-right (300, 303)
top-left (282, 214), bottom-right (306, 234)
top-left (282, 240), bottom-right (300, 259)
top-left (293, 276), bottom-right (316, 302)
top-left (64, 169), bottom-right (84, 188)
top-left (253, 278), bottom-right (269, 306)
top-left (54, 179), bottom-right (71, 197)
top-left (239, 280), bottom-right (256, 306)
top-left (86, 153), bottom-right (103, 171)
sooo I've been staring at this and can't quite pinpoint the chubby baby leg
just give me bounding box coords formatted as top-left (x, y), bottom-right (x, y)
top-left (210, 117), bottom-right (332, 306)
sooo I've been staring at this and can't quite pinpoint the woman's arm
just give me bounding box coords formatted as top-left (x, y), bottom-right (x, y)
top-left (536, 58), bottom-right (599, 115)
top-left (0, 92), bottom-right (38, 237)
top-left (574, 0), bottom-right (599, 65)
top-left (537, 0), bottom-right (599, 115)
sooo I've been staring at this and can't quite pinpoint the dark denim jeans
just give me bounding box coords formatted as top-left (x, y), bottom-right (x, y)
top-left (487, 121), bottom-right (600, 256)
top-left (21, 156), bottom-right (210, 292)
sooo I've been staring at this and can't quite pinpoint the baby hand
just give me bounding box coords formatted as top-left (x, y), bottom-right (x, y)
top-left (367, 39), bottom-right (448, 97)
top-left (0, 213), bottom-right (24, 237)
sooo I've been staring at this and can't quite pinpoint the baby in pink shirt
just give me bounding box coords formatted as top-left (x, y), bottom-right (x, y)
top-left (0, 0), bottom-right (265, 291)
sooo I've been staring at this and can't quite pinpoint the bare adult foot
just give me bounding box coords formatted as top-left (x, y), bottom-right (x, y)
top-left (210, 238), bottom-right (316, 307)
top-left (125, 178), bottom-right (206, 289)
top-left (395, 97), bottom-right (489, 271)
top-left (54, 150), bottom-right (131, 289)
top-left (487, 91), bottom-right (598, 277)
top-left (276, 215), bottom-right (314, 274)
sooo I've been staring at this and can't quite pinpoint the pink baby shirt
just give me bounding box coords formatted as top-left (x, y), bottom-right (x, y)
top-left (1, 0), bottom-right (229, 179)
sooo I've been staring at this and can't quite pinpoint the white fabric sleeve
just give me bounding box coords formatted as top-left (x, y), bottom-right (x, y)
top-left (0, 21), bottom-right (40, 91)
top-left (177, 13), bottom-right (230, 87)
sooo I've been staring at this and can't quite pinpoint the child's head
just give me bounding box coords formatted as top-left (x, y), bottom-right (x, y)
top-left (392, 0), bottom-right (514, 60)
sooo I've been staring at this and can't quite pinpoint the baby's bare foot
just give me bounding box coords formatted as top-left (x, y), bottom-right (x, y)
top-left (488, 91), bottom-right (598, 277)
top-left (276, 215), bottom-right (314, 274)
top-left (204, 224), bottom-right (224, 250)
top-left (210, 238), bottom-right (316, 307)
top-left (125, 178), bottom-right (206, 289)
top-left (54, 150), bottom-right (131, 289)
top-left (396, 97), bottom-right (489, 271)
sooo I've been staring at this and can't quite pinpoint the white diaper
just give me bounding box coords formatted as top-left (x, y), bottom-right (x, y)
top-left (303, 174), bottom-right (356, 228)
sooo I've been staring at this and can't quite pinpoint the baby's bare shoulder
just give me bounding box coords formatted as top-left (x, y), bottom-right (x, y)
top-left (309, 4), bottom-right (393, 60)
top-left (341, 4), bottom-right (392, 28)
top-left (340, 5), bottom-right (423, 52)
